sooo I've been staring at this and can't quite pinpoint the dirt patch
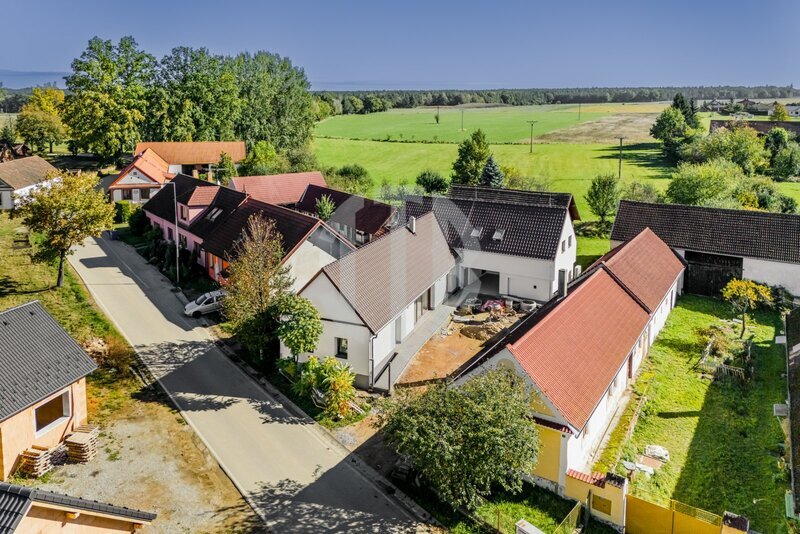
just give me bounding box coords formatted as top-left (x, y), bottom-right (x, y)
top-left (537, 113), bottom-right (659, 144)
top-left (21, 384), bottom-right (258, 533)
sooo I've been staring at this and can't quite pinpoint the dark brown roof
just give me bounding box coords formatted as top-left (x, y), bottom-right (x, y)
top-left (448, 185), bottom-right (581, 220)
top-left (318, 212), bottom-right (455, 333)
top-left (709, 119), bottom-right (800, 136)
top-left (230, 172), bottom-right (327, 205)
top-left (134, 141), bottom-right (246, 164)
top-left (201, 198), bottom-right (322, 260)
top-left (405, 194), bottom-right (569, 260)
top-left (611, 200), bottom-right (800, 264)
top-left (297, 184), bottom-right (396, 236)
top-left (0, 156), bottom-right (57, 190)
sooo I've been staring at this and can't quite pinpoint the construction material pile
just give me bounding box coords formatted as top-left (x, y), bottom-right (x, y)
top-left (65, 424), bottom-right (100, 463)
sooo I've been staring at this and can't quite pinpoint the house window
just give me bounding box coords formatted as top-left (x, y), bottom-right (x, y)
top-left (122, 189), bottom-right (132, 200)
top-left (335, 337), bottom-right (348, 359)
top-left (179, 205), bottom-right (189, 221)
top-left (140, 188), bottom-right (151, 200)
top-left (561, 240), bottom-right (566, 253)
top-left (167, 227), bottom-right (174, 241)
top-left (568, 235), bottom-right (572, 248)
top-left (34, 391), bottom-right (70, 436)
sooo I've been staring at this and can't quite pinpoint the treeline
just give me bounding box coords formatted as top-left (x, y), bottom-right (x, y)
top-left (315, 85), bottom-right (799, 115)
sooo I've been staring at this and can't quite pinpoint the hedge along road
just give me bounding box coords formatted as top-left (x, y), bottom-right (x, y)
top-left (68, 235), bottom-right (425, 533)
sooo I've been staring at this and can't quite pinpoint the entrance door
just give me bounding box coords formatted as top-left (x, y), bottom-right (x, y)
top-left (132, 188), bottom-right (141, 203)
top-left (395, 316), bottom-right (403, 344)
top-left (415, 295), bottom-right (424, 321)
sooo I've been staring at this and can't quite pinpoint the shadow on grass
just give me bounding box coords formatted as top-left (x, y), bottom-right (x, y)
top-left (597, 142), bottom-right (672, 178)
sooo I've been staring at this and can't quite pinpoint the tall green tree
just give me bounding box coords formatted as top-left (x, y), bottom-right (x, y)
top-left (698, 125), bottom-right (767, 175)
top-left (478, 155), bottom-right (505, 188)
top-left (381, 369), bottom-right (540, 510)
top-left (15, 110), bottom-right (65, 153)
top-left (666, 159), bottom-right (741, 206)
top-left (221, 214), bottom-right (293, 362)
top-left (270, 294), bottom-right (322, 358)
top-left (216, 151), bottom-right (238, 186)
top-left (764, 127), bottom-right (791, 166)
top-left (672, 92), bottom-right (699, 127)
top-left (584, 173), bottom-right (620, 223)
top-left (17, 171), bottom-right (114, 287)
top-left (415, 170), bottom-right (449, 194)
top-left (772, 102), bottom-right (790, 121)
top-left (232, 52), bottom-right (314, 151)
top-left (451, 129), bottom-right (491, 186)
top-left (650, 107), bottom-right (688, 160)
top-left (63, 36), bottom-right (155, 163)
top-left (146, 47), bottom-right (240, 142)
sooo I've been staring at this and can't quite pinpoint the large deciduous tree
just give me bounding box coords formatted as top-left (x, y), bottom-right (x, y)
top-left (584, 173), bottom-right (620, 223)
top-left (451, 129), bottom-right (491, 186)
top-left (216, 151), bottom-right (238, 186)
top-left (381, 369), bottom-right (540, 510)
top-left (221, 214), bottom-right (293, 362)
top-left (650, 107), bottom-right (688, 160)
top-left (666, 159), bottom-right (741, 206)
top-left (772, 102), bottom-right (790, 121)
top-left (17, 171), bottom-right (114, 287)
top-left (698, 125), bottom-right (767, 175)
top-left (63, 36), bottom-right (154, 163)
top-left (415, 170), bottom-right (449, 195)
top-left (270, 294), bottom-right (322, 358)
top-left (15, 109), bottom-right (65, 153)
top-left (722, 279), bottom-right (772, 338)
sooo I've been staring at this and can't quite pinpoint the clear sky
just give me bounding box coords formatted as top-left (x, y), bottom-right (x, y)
top-left (1, 0), bottom-right (798, 90)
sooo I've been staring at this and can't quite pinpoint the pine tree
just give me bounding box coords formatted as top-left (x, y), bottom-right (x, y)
top-left (479, 155), bottom-right (505, 188)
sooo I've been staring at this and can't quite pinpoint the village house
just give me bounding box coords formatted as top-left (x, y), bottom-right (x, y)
top-left (612, 200), bottom-right (800, 296)
top-left (452, 228), bottom-right (685, 495)
top-left (230, 171), bottom-right (327, 207)
top-left (0, 482), bottom-right (156, 533)
top-left (284, 213), bottom-right (455, 390)
top-left (106, 148), bottom-right (174, 203)
top-left (295, 184), bottom-right (396, 246)
top-left (0, 156), bottom-right (58, 210)
top-left (0, 301), bottom-right (98, 481)
top-left (709, 119), bottom-right (800, 137)
top-left (405, 185), bottom-right (580, 302)
top-left (143, 174), bottom-right (352, 290)
top-left (0, 142), bottom-right (31, 163)
top-left (787, 104), bottom-right (800, 118)
top-left (133, 141), bottom-right (246, 180)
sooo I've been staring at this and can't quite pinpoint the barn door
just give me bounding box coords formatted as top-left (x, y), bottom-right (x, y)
top-left (683, 251), bottom-right (743, 296)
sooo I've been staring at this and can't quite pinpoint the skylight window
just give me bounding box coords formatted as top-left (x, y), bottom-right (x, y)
top-left (470, 227), bottom-right (483, 238)
top-left (492, 228), bottom-right (506, 241)
top-left (207, 207), bottom-right (223, 221)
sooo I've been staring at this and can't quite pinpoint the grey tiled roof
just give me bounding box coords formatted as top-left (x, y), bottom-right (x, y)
top-left (297, 184), bottom-right (396, 235)
top-left (611, 200), bottom-right (800, 264)
top-left (0, 301), bottom-right (98, 422)
top-left (405, 194), bottom-right (569, 260)
top-left (0, 482), bottom-right (156, 527)
top-left (448, 185), bottom-right (581, 220)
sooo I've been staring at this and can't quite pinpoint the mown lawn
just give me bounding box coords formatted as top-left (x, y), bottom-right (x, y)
top-left (620, 295), bottom-right (789, 532)
top-left (576, 236), bottom-right (611, 270)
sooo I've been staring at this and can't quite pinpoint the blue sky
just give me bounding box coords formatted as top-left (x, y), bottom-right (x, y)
top-left (1, 0), bottom-right (798, 90)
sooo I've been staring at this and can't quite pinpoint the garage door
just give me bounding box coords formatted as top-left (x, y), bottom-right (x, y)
top-left (683, 251), bottom-right (743, 296)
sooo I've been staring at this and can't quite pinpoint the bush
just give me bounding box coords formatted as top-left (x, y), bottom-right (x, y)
top-left (415, 170), bottom-right (449, 194)
top-left (114, 201), bottom-right (132, 224)
top-left (103, 336), bottom-right (133, 376)
top-left (291, 356), bottom-right (356, 419)
top-left (127, 207), bottom-right (150, 236)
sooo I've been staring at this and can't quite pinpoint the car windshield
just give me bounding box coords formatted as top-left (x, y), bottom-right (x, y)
top-left (194, 295), bottom-right (207, 305)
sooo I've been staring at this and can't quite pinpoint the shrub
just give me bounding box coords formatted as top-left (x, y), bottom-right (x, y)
top-left (103, 336), bottom-right (133, 375)
top-left (291, 356), bottom-right (357, 419)
top-left (415, 170), bottom-right (449, 194)
top-left (114, 200), bottom-right (132, 224)
top-left (127, 206), bottom-right (150, 236)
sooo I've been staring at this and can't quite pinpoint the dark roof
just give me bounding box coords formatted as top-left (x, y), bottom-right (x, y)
top-left (0, 482), bottom-right (156, 527)
top-left (143, 174), bottom-right (246, 239)
top-left (202, 197), bottom-right (321, 260)
top-left (297, 184), bottom-right (396, 235)
top-left (709, 119), bottom-right (800, 136)
top-left (405, 194), bottom-right (569, 260)
top-left (611, 200), bottom-right (800, 264)
top-left (318, 212), bottom-right (455, 333)
top-left (0, 301), bottom-right (98, 422)
top-left (448, 185), bottom-right (581, 220)
top-left (0, 156), bottom-right (57, 191)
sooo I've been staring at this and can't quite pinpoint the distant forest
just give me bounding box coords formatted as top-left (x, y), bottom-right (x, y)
top-left (316, 85), bottom-right (799, 113)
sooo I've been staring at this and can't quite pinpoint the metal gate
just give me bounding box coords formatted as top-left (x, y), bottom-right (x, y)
top-left (683, 251), bottom-right (743, 296)
top-left (626, 495), bottom-right (722, 534)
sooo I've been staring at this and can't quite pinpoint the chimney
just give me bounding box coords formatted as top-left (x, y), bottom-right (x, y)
top-left (557, 269), bottom-right (568, 298)
top-left (408, 216), bottom-right (416, 234)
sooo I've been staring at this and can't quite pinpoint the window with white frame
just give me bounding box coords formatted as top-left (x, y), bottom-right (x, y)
top-left (34, 391), bottom-right (70, 436)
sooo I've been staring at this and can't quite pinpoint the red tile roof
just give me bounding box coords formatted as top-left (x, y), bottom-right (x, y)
top-left (566, 469), bottom-right (607, 488)
top-left (594, 228), bottom-right (685, 312)
top-left (134, 141), bottom-right (246, 164)
top-left (507, 269), bottom-right (650, 430)
top-left (231, 172), bottom-right (327, 205)
top-left (114, 148), bottom-right (172, 186)
top-left (186, 185), bottom-right (220, 206)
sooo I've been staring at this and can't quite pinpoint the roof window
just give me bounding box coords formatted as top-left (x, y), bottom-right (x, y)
top-left (493, 228), bottom-right (506, 241)
top-left (207, 207), bottom-right (223, 221)
top-left (470, 227), bottom-right (483, 238)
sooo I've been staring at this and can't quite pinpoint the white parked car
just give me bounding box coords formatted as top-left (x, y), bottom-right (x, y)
top-left (184, 290), bottom-right (225, 318)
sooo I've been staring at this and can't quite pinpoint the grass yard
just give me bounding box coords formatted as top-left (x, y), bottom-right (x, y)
top-left (315, 104), bottom-right (607, 144)
top-left (576, 236), bottom-right (611, 270)
top-left (619, 295), bottom-right (789, 532)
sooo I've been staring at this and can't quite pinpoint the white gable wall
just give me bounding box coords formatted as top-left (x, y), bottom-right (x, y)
top-left (743, 256), bottom-right (800, 296)
top-left (553, 213), bottom-right (577, 287)
top-left (116, 168), bottom-right (159, 186)
top-left (284, 238), bottom-right (338, 293)
top-left (0, 189), bottom-right (12, 210)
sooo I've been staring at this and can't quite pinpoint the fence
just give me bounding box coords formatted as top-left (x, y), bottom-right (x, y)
top-left (696, 337), bottom-right (747, 383)
top-left (626, 495), bottom-right (725, 534)
top-left (553, 502), bottom-right (582, 534)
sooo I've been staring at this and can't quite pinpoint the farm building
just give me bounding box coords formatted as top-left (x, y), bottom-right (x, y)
top-left (133, 141), bottom-right (246, 180)
top-left (611, 200), bottom-right (800, 296)
top-left (0, 482), bottom-right (156, 532)
top-left (405, 185), bottom-right (579, 302)
top-left (284, 213), bottom-right (455, 390)
top-left (0, 301), bottom-right (97, 481)
top-left (106, 148), bottom-right (174, 203)
top-left (230, 171), bottom-right (327, 206)
top-left (296, 184), bottom-right (396, 246)
top-left (452, 228), bottom-right (684, 494)
top-left (143, 174), bottom-right (352, 290)
top-left (0, 156), bottom-right (58, 210)
top-left (709, 119), bottom-right (800, 137)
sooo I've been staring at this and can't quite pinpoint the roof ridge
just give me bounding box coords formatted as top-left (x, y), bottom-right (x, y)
top-left (0, 299), bottom-right (41, 315)
top-left (619, 199), bottom-right (800, 221)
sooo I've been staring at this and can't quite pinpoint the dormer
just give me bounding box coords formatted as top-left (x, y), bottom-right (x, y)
top-left (178, 185), bottom-right (219, 224)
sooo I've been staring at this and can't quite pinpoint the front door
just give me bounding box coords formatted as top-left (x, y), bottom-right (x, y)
top-left (415, 295), bottom-right (424, 321)
top-left (132, 188), bottom-right (141, 203)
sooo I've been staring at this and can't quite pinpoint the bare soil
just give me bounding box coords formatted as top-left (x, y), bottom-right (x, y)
top-left (537, 113), bottom-right (659, 144)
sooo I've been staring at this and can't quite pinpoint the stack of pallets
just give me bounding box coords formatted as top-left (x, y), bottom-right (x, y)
top-left (65, 425), bottom-right (99, 464)
top-left (18, 446), bottom-right (53, 477)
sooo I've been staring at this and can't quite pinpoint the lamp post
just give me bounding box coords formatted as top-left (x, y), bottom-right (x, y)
top-left (164, 181), bottom-right (180, 287)
top-left (527, 120), bottom-right (538, 154)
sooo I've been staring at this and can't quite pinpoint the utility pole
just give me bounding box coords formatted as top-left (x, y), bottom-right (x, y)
top-left (461, 109), bottom-right (465, 131)
top-left (578, 102), bottom-right (581, 121)
top-left (165, 181), bottom-right (180, 287)
top-left (527, 120), bottom-right (538, 154)
top-left (618, 137), bottom-right (626, 180)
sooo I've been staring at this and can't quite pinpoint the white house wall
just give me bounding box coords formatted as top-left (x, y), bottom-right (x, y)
top-left (743, 256), bottom-right (800, 296)
top-left (116, 169), bottom-right (158, 186)
top-left (0, 189), bottom-right (11, 210)
top-left (459, 249), bottom-right (556, 302)
top-left (284, 239), bottom-right (337, 293)
top-left (553, 213), bottom-right (577, 288)
top-left (168, 164), bottom-right (182, 174)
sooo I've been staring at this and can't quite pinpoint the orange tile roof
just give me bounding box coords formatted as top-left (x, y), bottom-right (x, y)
top-left (186, 185), bottom-right (220, 206)
top-left (230, 172), bottom-right (327, 205)
top-left (114, 148), bottom-right (171, 186)
top-left (566, 469), bottom-right (607, 487)
top-left (134, 142), bottom-right (246, 164)
top-left (594, 228), bottom-right (685, 312)
top-left (508, 269), bottom-right (650, 430)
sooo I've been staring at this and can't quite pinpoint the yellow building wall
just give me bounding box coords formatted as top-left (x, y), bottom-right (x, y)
top-left (19, 504), bottom-right (143, 533)
top-left (531, 425), bottom-right (562, 483)
top-left (0, 380), bottom-right (89, 480)
top-left (564, 473), bottom-right (625, 527)
top-left (529, 392), bottom-right (555, 418)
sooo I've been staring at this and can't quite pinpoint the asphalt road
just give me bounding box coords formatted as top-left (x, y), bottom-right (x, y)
top-left (69, 236), bottom-right (423, 533)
